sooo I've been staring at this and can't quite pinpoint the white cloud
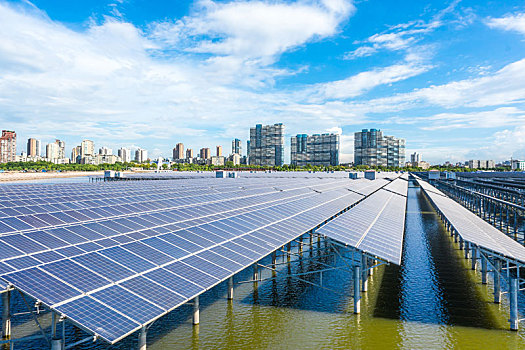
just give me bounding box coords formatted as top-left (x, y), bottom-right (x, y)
top-left (149, 0), bottom-right (354, 64)
top-left (486, 13), bottom-right (525, 36)
top-left (419, 107), bottom-right (525, 130)
top-left (312, 61), bottom-right (431, 100)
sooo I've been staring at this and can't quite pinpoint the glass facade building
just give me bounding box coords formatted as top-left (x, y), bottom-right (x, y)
top-left (249, 124), bottom-right (285, 166)
top-left (354, 129), bottom-right (405, 167)
top-left (290, 133), bottom-right (340, 167)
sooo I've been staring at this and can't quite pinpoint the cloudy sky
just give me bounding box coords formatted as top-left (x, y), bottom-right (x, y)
top-left (1, 0), bottom-right (524, 163)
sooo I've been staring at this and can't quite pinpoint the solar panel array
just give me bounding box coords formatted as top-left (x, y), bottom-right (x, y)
top-left (415, 177), bottom-right (525, 263)
top-left (315, 175), bottom-right (408, 265)
top-left (0, 175), bottom-right (403, 343)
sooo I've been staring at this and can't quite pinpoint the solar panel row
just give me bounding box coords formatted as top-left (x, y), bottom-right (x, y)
top-left (416, 177), bottom-right (525, 263)
top-left (0, 174), bottom-right (401, 343)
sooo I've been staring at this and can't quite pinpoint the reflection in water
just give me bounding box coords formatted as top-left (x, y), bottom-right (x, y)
top-left (5, 181), bottom-right (525, 349)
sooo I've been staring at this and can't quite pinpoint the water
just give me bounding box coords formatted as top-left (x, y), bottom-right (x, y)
top-left (3, 180), bottom-right (525, 349)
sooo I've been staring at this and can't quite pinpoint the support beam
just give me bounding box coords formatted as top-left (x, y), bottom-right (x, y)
top-left (471, 246), bottom-right (477, 270)
top-left (481, 256), bottom-right (488, 284)
top-left (253, 263), bottom-right (259, 282)
top-left (192, 296), bottom-right (199, 325)
top-left (271, 251), bottom-right (276, 269)
top-left (464, 241), bottom-right (470, 259)
top-left (361, 255), bottom-right (368, 292)
top-left (353, 265), bottom-right (360, 314)
top-left (138, 326), bottom-right (147, 350)
top-left (1, 290), bottom-right (10, 341)
top-left (510, 277), bottom-right (519, 331)
top-left (227, 277), bottom-right (234, 300)
top-left (494, 259), bottom-right (501, 303)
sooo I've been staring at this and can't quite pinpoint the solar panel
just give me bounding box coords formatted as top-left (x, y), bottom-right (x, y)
top-left (0, 174), bottom-right (405, 343)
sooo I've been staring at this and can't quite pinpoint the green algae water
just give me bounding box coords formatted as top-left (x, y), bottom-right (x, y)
top-left (6, 181), bottom-right (525, 349)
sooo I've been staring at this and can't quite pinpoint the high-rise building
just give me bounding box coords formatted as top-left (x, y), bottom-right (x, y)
top-left (71, 146), bottom-right (82, 163)
top-left (118, 148), bottom-right (131, 163)
top-left (232, 139), bottom-right (242, 155)
top-left (135, 148), bottom-right (148, 163)
top-left (54, 140), bottom-right (66, 160)
top-left (249, 123), bottom-right (284, 166)
top-left (27, 138), bottom-right (40, 157)
top-left (173, 143), bottom-right (184, 160)
top-left (354, 129), bottom-right (405, 167)
top-left (99, 147), bottom-right (112, 155)
top-left (216, 145), bottom-right (222, 157)
top-left (186, 148), bottom-right (194, 159)
top-left (200, 148), bottom-right (210, 159)
top-left (46, 142), bottom-right (59, 160)
top-left (291, 133), bottom-right (340, 167)
top-left (81, 140), bottom-right (95, 157)
top-left (0, 130), bottom-right (16, 163)
top-left (468, 160), bottom-right (495, 169)
top-left (410, 152), bottom-right (421, 164)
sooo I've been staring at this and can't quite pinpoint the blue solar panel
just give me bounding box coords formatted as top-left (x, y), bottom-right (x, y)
top-left (25, 230), bottom-right (68, 249)
top-left (119, 276), bottom-right (186, 310)
top-left (3, 267), bottom-right (80, 305)
top-left (164, 261), bottom-right (220, 288)
top-left (99, 247), bottom-right (156, 273)
top-left (73, 253), bottom-right (135, 282)
top-left (32, 250), bottom-right (64, 264)
top-left (92, 285), bottom-right (165, 324)
top-left (41, 259), bottom-right (110, 292)
top-left (142, 237), bottom-right (189, 259)
top-left (5, 255), bottom-right (40, 270)
top-left (144, 268), bottom-right (203, 298)
top-left (158, 233), bottom-right (202, 253)
top-left (121, 242), bottom-right (172, 265)
top-left (1, 217), bottom-right (33, 231)
top-left (56, 296), bottom-right (140, 343)
top-left (181, 255), bottom-right (231, 280)
top-left (0, 241), bottom-right (24, 259)
top-left (45, 227), bottom-right (87, 244)
top-left (0, 234), bottom-right (47, 254)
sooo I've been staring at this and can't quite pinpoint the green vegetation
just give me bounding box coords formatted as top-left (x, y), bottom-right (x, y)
top-left (0, 161), bottom-right (155, 172)
top-left (0, 161), bottom-right (515, 173)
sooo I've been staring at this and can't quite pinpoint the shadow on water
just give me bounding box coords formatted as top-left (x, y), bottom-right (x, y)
top-left (372, 181), bottom-right (505, 330)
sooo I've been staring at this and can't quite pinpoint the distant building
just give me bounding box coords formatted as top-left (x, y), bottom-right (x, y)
top-left (46, 142), bottom-right (58, 161)
top-left (216, 145), bottom-right (222, 157)
top-left (27, 138), bottom-right (40, 157)
top-left (99, 147), bottom-right (112, 155)
top-left (200, 148), bottom-right (211, 159)
top-left (173, 143), bottom-right (184, 160)
top-left (81, 140), bottom-right (95, 157)
top-left (249, 123), bottom-right (284, 167)
top-left (55, 140), bottom-right (66, 159)
top-left (135, 148), bottom-right (148, 163)
top-left (354, 129), bottom-right (405, 167)
top-left (512, 160), bottom-right (525, 170)
top-left (232, 139), bottom-right (242, 155)
top-left (410, 152), bottom-right (421, 163)
top-left (468, 160), bottom-right (495, 169)
top-left (118, 148), bottom-right (131, 163)
top-left (0, 130), bottom-right (16, 163)
top-left (229, 153), bottom-right (241, 165)
top-left (71, 146), bottom-right (82, 164)
top-left (186, 148), bottom-right (194, 159)
top-left (290, 133), bottom-right (340, 167)
top-left (209, 156), bottom-right (226, 166)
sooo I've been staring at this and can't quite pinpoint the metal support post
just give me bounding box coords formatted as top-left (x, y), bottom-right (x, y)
top-left (253, 263), bottom-right (259, 282)
top-left (286, 243), bottom-right (291, 263)
top-left (361, 255), bottom-right (368, 292)
top-left (227, 277), bottom-right (234, 300)
top-left (271, 251), bottom-right (276, 269)
top-left (193, 296), bottom-right (200, 325)
top-left (464, 241), bottom-right (470, 259)
top-left (138, 326), bottom-right (147, 350)
top-left (369, 258), bottom-right (374, 276)
top-left (459, 237), bottom-right (464, 250)
top-left (471, 246), bottom-right (477, 270)
top-left (481, 256), bottom-right (487, 284)
top-left (1, 290), bottom-right (10, 341)
top-left (494, 259), bottom-right (501, 303)
top-left (510, 277), bottom-right (519, 331)
top-left (353, 265), bottom-right (360, 314)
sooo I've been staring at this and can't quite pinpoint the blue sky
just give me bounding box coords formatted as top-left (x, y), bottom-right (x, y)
top-left (1, 0), bottom-right (525, 164)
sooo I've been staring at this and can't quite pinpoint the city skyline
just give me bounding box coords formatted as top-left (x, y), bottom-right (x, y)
top-left (0, 0), bottom-right (525, 163)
